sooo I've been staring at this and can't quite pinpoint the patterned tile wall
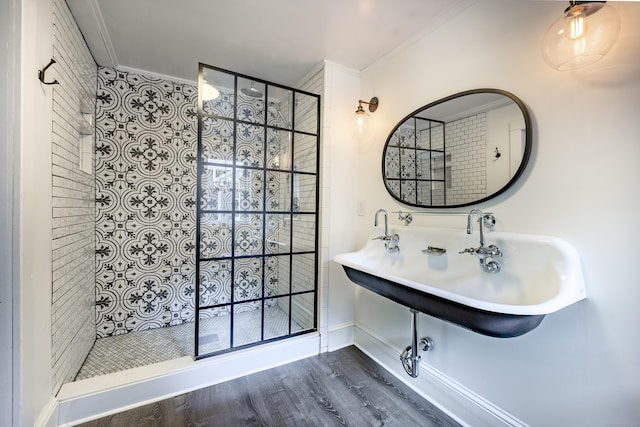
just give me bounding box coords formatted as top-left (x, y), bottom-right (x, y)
top-left (95, 68), bottom-right (199, 337)
top-left (95, 68), bottom-right (295, 338)
top-left (51, 0), bottom-right (97, 392)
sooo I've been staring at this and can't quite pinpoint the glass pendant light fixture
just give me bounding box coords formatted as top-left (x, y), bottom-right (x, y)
top-left (353, 97), bottom-right (379, 140)
top-left (542, 1), bottom-right (620, 71)
top-left (202, 80), bottom-right (220, 100)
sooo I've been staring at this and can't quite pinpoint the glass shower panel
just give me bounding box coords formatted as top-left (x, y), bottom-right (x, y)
top-left (431, 152), bottom-right (445, 181)
top-left (400, 148), bottom-right (416, 179)
top-left (235, 168), bottom-right (264, 212)
top-left (199, 260), bottom-right (232, 306)
top-left (294, 92), bottom-right (318, 134)
top-left (268, 254), bottom-right (290, 296)
top-left (266, 171), bottom-right (292, 212)
top-left (233, 302), bottom-right (262, 346)
top-left (234, 213), bottom-right (263, 256)
top-left (265, 214), bottom-right (291, 255)
top-left (291, 293), bottom-right (315, 332)
top-left (200, 213), bottom-right (232, 259)
top-left (201, 68), bottom-right (235, 119)
top-left (264, 297), bottom-right (290, 340)
top-left (431, 122), bottom-right (445, 151)
top-left (295, 174), bottom-right (316, 212)
top-left (237, 78), bottom-right (266, 124)
top-left (292, 214), bottom-right (316, 253)
top-left (267, 129), bottom-right (292, 171)
top-left (432, 181), bottom-right (446, 206)
top-left (292, 253), bottom-right (315, 293)
top-left (293, 134), bottom-right (317, 173)
top-left (200, 165), bottom-right (233, 211)
top-left (233, 257), bottom-right (263, 302)
top-left (267, 86), bottom-right (293, 130)
top-left (264, 255), bottom-right (290, 297)
top-left (385, 147), bottom-right (400, 179)
top-left (235, 123), bottom-right (264, 167)
top-left (198, 308), bottom-right (231, 354)
top-left (401, 181), bottom-right (417, 204)
top-left (416, 181), bottom-right (432, 206)
top-left (416, 151), bottom-right (431, 180)
top-left (196, 64), bottom-right (319, 359)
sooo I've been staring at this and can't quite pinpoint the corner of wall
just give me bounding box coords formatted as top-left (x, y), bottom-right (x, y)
top-left (318, 62), bottom-right (363, 352)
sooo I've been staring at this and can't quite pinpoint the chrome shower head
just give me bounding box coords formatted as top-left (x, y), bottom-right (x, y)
top-left (241, 82), bottom-right (263, 98)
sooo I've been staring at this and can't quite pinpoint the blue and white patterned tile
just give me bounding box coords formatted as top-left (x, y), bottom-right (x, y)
top-left (235, 214), bottom-right (263, 256)
top-left (235, 168), bottom-right (264, 212)
top-left (95, 298), bottom-right (139, 338)
top-left (199, 260), bottom-right (232, 307)
top-left (199, 213), bottom-right (233, 259)
top-left (234, 257), bottom-right (263, 302)
top-left (235, 123), bottom-right (264, 167)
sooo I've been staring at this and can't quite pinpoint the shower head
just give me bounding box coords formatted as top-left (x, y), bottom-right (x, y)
top-left (241, 82), bottom-right (263, 98)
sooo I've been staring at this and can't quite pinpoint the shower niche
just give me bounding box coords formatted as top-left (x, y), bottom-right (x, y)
top-left (196, 64), bottom-right (320, 358)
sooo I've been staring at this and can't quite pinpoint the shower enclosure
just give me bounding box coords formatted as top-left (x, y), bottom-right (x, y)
top-left (195, 64), bottom-right (320, 358)
top-left (76, 64), bottom-right (319, 380)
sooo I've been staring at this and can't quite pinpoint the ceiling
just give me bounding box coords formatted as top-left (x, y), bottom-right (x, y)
top-left (67, 0), bottom-right (474, 86)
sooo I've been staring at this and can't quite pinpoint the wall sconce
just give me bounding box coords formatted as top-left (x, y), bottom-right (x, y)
top-left (542, 1), bottom-right (620, 71)
top-left (353, 97), bottom-right (379, 140)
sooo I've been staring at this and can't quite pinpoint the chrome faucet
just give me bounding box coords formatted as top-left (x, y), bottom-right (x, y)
top-left (459, 209), bottom-right (502, 273)
top-left (467, 209), bottom-right (486, 246)
top-left (373, 209), bottom-right (400, 253)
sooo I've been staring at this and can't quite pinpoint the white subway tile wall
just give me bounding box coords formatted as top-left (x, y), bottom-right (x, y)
top-left (446, 113), bottom-right (487, 205)
top-left (288, 69), bottom-right (323, 331)
top-left (51, 0), bottom-right (97, 393)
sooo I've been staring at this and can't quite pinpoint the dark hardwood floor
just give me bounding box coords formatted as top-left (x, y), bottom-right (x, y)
top-left (76, 345), bottom-right (461, 427)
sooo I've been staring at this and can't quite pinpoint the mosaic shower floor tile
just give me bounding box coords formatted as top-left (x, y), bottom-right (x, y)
top-left (74, 306), bottom-right (298, 381)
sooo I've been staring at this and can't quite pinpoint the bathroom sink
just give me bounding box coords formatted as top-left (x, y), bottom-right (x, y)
top-left (334, 226), bottom-right (586, 337)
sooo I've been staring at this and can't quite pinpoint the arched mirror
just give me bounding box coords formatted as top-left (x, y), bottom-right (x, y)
top-left (382, 89), bottom-right (531, 208)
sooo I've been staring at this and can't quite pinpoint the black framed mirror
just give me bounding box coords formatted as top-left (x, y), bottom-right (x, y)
top-left (382, 89), bottom-right (531, 208)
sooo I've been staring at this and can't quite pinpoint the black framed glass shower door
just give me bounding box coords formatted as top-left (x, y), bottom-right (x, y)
top-left (195, 64), bottom-right (320, 359)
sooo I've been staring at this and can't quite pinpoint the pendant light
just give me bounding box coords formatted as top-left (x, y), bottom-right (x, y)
top-left (542, 1), bottom-right (620, 71)
top-left (202, 80), bottom-right (220, 101)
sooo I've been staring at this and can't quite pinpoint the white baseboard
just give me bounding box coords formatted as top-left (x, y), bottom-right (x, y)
top-left (35, 397), bottom-right (59, 427)
top-left (56, 333), bottom-right (320, 426)
top-left (354, 324), bottom-right (528, 427)
top-left (327, 322), bottom-right (355, 351)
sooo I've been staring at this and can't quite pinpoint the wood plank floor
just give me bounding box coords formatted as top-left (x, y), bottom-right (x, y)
top-left (76, 346), bottom-right (461, 427)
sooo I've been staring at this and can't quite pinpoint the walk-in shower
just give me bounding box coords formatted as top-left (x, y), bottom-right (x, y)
top-left (73, 65), bottom-right (319, 380)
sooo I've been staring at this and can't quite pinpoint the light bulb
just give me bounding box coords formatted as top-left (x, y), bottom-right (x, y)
top-left (542, 2), bottom-right (620, 71)
top-left (353, 109), bottom-right (371, 140)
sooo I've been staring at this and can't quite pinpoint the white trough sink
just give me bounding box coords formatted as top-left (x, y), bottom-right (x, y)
top-left (334, 226), bottom-right (586, 337)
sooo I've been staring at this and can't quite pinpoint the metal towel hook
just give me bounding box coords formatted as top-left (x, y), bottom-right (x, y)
top-left (38, 58), bottom-right (59, 85)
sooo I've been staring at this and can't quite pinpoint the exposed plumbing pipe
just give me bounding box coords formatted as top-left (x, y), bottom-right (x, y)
top-left (400, 309), bottom-right (433, 378)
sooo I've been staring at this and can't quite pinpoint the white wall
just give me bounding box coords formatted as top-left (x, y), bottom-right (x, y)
top-left (346, 1), bottom-right (640, 426)
top-left (1, 0), bottom-right (20, 425)
top-left (19, 0), bottom-right (56, 424)
top-left (486, 103), bottom-right (524, 195)
top-left (321, 61), bottom-right (362, 349)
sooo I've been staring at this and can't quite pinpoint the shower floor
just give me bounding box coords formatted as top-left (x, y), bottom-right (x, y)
top-left (75, 306), bottom-right (298, 381)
